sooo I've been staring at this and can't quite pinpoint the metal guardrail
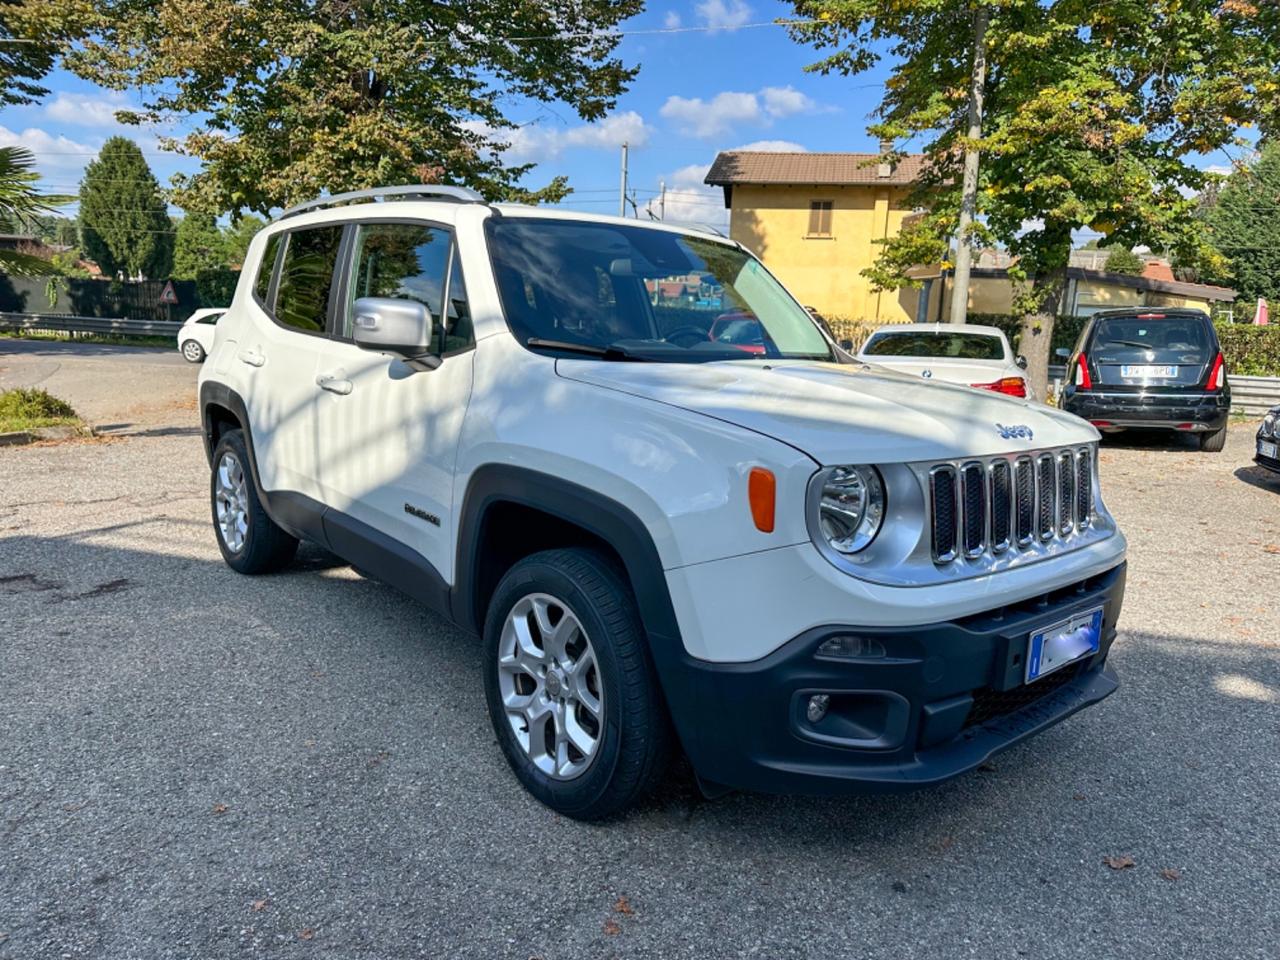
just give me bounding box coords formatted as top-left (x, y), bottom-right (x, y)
top-left (0, 312), bottom-right (180, 338)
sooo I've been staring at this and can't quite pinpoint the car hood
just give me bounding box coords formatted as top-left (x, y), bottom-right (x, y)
top-left (557, 358), bottom-right (1095, 464)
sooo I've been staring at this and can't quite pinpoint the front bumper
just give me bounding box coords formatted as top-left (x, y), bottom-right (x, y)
top-left (661, 562), bottom-right (1126, 795)
top-left (1061, 387), bottom-right (1229, 431)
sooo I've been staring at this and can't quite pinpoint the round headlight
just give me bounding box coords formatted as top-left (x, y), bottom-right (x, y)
top-left (817, 465), bottom-right (886, 554)
top-left (1265, 413), bottom-right (1277, 438)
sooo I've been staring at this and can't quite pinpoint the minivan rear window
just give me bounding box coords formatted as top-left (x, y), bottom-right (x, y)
top-left (1090, 317), bottom-right (1210, 363)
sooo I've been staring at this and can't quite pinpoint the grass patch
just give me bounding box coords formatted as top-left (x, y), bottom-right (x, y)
top-left (0, 387), bottom-right (84, 434)
top-left (0, 329), bottom-right (176, 349)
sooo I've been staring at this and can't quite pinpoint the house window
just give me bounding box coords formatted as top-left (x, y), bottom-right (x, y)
top-left (807, 200), bottom-right (833, 238)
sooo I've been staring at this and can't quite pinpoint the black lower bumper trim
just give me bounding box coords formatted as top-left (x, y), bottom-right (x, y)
top-left (659, 562), bottom-right (1126, 795)
top-left (1062, 389), bottom-right (1229, 431)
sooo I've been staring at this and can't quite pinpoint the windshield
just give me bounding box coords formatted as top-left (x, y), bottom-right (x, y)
top-left (862, 330), bottom-right (1006, 361)
top-left (485, 218), bottom-right (834, 362)
top-left (1089, 316), bottom-right (1210, 363)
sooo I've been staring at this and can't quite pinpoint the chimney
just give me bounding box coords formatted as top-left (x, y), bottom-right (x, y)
top-left (878, 139), bottom-right (894, 178)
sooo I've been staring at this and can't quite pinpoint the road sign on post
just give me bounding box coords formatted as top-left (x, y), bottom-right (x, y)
top-left (159, 280), bottom-right (179, 305)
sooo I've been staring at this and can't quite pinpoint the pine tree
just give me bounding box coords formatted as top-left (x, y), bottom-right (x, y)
top-left (78, 137), bottom-right (173, 279)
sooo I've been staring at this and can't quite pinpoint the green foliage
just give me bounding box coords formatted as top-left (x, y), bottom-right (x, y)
top-left (0, 145), bottom-right (71, 276)
top-left (221, 215), bottom-right (265, 267)
top-left (194, 268), bottom-right (239, 308)
top-left (172, 211), bottom-right (226, 279)
top-left (0, 387), bottom-right (81, 432)
top-left (1104, 249), bottom-right (1145, 276)
top-left (1216, 323), bottom-right (1280, 377)
top-left (79, 136), bottom-right (173, 279)
top-left (0, 1), bottom-right (60, 106)
top-left (785, 0), bottom-right (1280, 390)
top-left (43, 0), bottom-right (644, 214)
top-left (1204, 144), bottom-right (1280, 305)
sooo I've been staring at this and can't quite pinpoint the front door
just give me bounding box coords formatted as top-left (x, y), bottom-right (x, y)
top-left (311, 220), bottom-right (475, 585)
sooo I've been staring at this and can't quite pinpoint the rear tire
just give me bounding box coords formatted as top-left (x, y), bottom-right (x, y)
top-left (483, 547), bottom-right (671, 820)
top-left (1199, 426), bottom-right (1227, 452)
top-left (210, 428), bottom-right (298, 574)
top-left (181, 340), bottom-right (205, 363)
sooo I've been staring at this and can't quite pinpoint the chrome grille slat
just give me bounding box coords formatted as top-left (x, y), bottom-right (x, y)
top-left (929, 445), bottom-right (1097, 566)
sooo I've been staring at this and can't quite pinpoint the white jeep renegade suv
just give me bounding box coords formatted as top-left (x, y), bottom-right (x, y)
top-left (199, 185), bottom-right (1127, 819)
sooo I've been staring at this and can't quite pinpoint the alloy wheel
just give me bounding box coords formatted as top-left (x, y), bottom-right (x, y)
top-left (497, 593), bottom-right (604, 780)
top-left (215, 451), bottom-right (249, 553)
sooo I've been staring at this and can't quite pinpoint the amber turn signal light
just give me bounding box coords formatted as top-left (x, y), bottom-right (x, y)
top-left (748, 467), bottom-right (776, 533)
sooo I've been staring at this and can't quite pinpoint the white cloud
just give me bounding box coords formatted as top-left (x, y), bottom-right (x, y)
top-left (696, 0), bottom-right (752, 31)
top-left (659, 85), bottom-right (818, 139)
top-left (663, 10), bottom-right (682, 28)
top-left (642, 161), bottom-right (728, 228)
top-left (732, 139), bottom-right (807, 152)
top-left (0, 124), bottom-right (100, 184)
top-left (44, 92), bottom-right (139, 129)
top-left (469, 111), bottom-right (651, 165)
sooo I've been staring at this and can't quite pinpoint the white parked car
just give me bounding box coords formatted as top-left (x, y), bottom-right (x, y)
top-left (197, 186), bottom-right (1127, 819)
top-left (177, 308), bottom-right (226, 363)
top-left (857, 323), bottom-right (1034, 399)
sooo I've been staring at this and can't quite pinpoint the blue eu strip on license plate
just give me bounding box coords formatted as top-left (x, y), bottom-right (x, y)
top-left (1026, 608), bottom-right (1103, 684)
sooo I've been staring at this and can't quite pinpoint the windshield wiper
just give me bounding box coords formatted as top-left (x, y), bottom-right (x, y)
top-left (525, 337), bottom-right (652, 361)
top-left (1102, 339), bottom-right (1156, 350)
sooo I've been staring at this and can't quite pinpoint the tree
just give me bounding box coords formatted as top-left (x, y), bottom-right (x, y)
top-left (78, 137), bottom-right (173, 279)
top-left (787, 0), bottom-right (1279, 393)
top-left (36, 0), bottom-right (643, 215)
top-left (172, 211), bottom-right (226, 279)
top-left (0, 0), bottom-right (63, 106)
top-left (1204, 144), bottom-right (1280, 306)
top-left (1104, 248), bottom-right (1145, 277)
top-left (221, 215), bottom-right (266, 269)
top-left (0, 146), bottom-right (71, 275)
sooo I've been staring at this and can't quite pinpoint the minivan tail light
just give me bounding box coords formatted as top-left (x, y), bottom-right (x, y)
top-left (1205, 352), bottom-right (1224, 391)
top-left (1075, 353), bottom-right (1092, 389)
top-left (971, 376), bottom-right (1027, 397)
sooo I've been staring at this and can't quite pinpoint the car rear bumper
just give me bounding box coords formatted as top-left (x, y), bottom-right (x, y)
top-left (660, 562), bottom-right (1125, 795)
top-left (1062, 388), bottom-right (1229, 431)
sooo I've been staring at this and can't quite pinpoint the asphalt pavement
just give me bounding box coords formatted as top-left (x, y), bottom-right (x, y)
top-left (2, 340), bottom-right (1279, 959)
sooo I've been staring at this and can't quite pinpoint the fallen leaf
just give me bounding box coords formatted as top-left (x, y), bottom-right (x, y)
top-left (251, 899), bottom-right (268, 912)
top-left (613, 896), bottom-right (634, 916)
top-left (1072, 793), bottom-right (1087, 801)
top-left (602, 919), bottom-right (621, 936)
top-left (212, 803), bottom-right (229, 815)
top-left (299, 929), bottom-right (314, 941)
top-left (977, 761), bottom-right (997, 773)
top-left (1264, 545), bottom-right (1280, 554)
top-left (1103, 855), bottom-right (1136, 870)
top-left (1160, 867), bottom-right (1181, 881)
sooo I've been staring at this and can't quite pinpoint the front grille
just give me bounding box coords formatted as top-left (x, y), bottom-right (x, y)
top-left (930, 446), bottom-right (1096, 564)
top-left (963, 661), bottom-right (1088, 730)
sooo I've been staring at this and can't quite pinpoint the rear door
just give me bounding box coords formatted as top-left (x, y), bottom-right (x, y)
top-left (1086, 313), bottom-right (1215, 391)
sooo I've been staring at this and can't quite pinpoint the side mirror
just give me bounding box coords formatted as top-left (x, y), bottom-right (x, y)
top-left (352, 297), bottom-right (435, 360)
top-left (839, 338), bottom-right (854, 352)
top-left (1054, 347), bottom-right (1071, 359)
top-left (1016, 354), bottom-right (1028, 370)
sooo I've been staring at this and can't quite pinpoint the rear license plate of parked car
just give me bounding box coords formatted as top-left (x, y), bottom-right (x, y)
top-left (1026, 608), bottom-right (1103, 684)
top-left (1121, 364), bottom-right (1177, 378)
top-left (1261, 441), bottom-right (1278, 460)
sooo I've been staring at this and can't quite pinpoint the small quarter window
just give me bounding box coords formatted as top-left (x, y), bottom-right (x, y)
top-left (441, 247), bottom-right (473, 353)
top-left (807, 200), bottom-right (833, 238)
top-left (274, 225), bottom-right (344, 333)
top-left (254, 234), bottom-right (280, 305)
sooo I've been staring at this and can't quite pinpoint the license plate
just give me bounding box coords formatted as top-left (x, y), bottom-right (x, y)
top-left (1026, 607), bottom-right (1103, 684)
top-left (1121, 364), bottom-right (1177, 378)
top-left (1261, 441), bottom-right (1278, 460)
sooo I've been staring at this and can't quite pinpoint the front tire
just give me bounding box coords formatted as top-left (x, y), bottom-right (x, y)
top-left (210, 428), bottom-right (298, 573)
top-left (181, 339), bottom-right (205, 363)
top-left (483, 548), bottom-right (671, 820)
top-left (1200, 425), bottom-right (1227, 452)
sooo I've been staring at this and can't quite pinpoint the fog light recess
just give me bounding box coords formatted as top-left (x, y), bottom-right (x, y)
top-left (806, 694), bottom-right (830, 723)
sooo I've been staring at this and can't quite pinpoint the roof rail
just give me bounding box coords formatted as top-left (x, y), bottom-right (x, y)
top-left (279, 184), bottom-right (485, 220)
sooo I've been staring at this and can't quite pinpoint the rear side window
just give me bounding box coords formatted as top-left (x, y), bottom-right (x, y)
top-left (274, 225), bottom-right (344, 333)
top-left (345, 222), bottom-right (452, 339)
top-left (863, 331), bottom-right (1005, 361)
top-left (254, 234), bottom-right (280, 304)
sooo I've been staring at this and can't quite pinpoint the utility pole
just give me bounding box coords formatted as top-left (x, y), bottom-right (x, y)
top-left (949, 4), bottom-right (989, 325)
top-left (619, 142), bottom-right (629, 218)
top-left (659, 180), bottom-right (666, 221)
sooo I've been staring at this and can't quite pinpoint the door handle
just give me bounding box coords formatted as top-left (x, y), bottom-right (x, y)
top-left (316, 373), bottom-right (353, 395)
top-left (238, 349), bottom-right (265, 367)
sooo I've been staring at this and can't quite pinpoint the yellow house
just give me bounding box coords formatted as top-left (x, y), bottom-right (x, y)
top-left (705, 148), bottom-right (927, 323)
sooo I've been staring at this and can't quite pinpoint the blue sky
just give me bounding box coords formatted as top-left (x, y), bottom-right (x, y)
top-left (0, 0), bottom-right (1238, 232)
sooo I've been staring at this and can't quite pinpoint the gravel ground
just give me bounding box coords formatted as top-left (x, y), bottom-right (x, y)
top-left (2, 341), bottom-right (1279, 959)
